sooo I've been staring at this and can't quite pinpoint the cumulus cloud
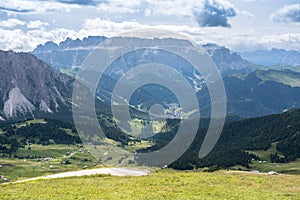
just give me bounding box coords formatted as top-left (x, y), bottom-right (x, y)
top-left (0, 17), bottom-right (206, 51)
top-left (96, 0), bottom-right (140, 14)
top-left (0, 0), bottom-right (80, 14)
top-left (259, 33), bottom-right (300, 50)
top-left (0, 17), bottom-right (299, 52)
top-left (0, 0), bottom-right (141, 14)
top-left (82, 18), bottom-right (142, 34)
top-left (143, 0), bottom-right (195, 17)
top-left (142, 0), bottom-right (238, 28)
top-left (0, 28), bottom-right (33, 50)
top-left (239, 10), bottom-right (254, 18)
top-left (0, 27), bottom-right (77, 51)
top-left (81, 18), bottom-right (204, 38)
top-left (1, 0), bottom-right (297, 52)
top-left (271, 4), bottom-right (300, 23)
top-left (214, 33), bottom-right (300, 52)
top-left (0, 0), bottom-right (238, 28)
top-left (80, 22), bottom-right (300, 52)
top-left (193, 0), bottom-right (237, 27)
top-left (0, 18), bottom-right (25, 28)
top-left (27, 20), bottom-right (49, 29)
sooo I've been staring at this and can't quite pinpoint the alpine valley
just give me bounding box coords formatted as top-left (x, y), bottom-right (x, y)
top-left (0, 36), bottom-right (300, 184)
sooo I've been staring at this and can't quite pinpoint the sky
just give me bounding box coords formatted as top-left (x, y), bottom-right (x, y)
top-left (0, 0), bottom-right (299, 52)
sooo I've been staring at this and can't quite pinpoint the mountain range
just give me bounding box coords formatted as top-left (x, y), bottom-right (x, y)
top-left (32, 36), bottom-right (257, 75)
top-left (240, 48), bottom-right (300, 67)
top-left (1, 36), bottom-right (300, 121)
top-left (32, 36), bottom-right (106, 70)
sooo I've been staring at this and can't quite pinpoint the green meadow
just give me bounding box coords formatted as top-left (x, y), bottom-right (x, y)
top-left (1, 170), bottom-right (300, 200)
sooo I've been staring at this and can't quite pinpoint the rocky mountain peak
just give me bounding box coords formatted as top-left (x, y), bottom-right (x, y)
top-left (201, 43), bottom-right (253, 72)
top-left (0, 50), bottom-right (72, 120)
top-left (32, 36), bottom-right (255, 74)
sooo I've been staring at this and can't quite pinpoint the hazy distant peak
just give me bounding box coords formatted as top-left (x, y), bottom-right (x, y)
top-left (240, 49), bottom-right (300, 67)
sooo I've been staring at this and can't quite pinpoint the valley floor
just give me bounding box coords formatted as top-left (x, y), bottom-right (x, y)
top-left (0, 169), bottom-right (299, 200)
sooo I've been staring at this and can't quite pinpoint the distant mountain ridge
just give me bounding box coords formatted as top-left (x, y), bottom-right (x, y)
top-left (202, 43), bottom-right (256, 75)
top-left (31, 37), bottom-right (300, 118)
top-left (32, 36), bottom-right (256, 75)
top-left (32, 36), bottom-right (106, 69)
top-left (240, 48), bottom-right (300, 67)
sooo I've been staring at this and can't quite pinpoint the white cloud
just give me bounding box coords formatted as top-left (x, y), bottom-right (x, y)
top-left (259, 33), bottom-right (300, 50)
top-left (96, 0), bottom-right (240, 28)
top-left (271, 4), bottom-right (300, 23)
top-left (29, 28), bottom-right (77, 44)
top-left (110, 0), bottom-right (140, 8)
top-left (239, 10), bottom-right (254, 18)
top-left (27, 20), bottom-right (49, 29)
top-left (193, 0), bottom-right (237, 27)
top-left (143, 0), bottom-right (197, 17)
top-left (0, 27), bottom-right (77, 51)
top-left (97, 0), bottom-right (140, 14)
top-left (80, 18), bottom-right (205, 39)
top-left (0, 18), bottom-right (206, 51)
top-left (82, 18), bottom-right (142, 35)
top-left (0, 1), bottom-right (297, 52)
top-left (0, 0), bottom-right (242, 29)
top-left (141, 0), bottom-right (238, 27)
top-left (211, 33), bottom-right (300, 51)
top-left (0, 18), bottom-right (25, 28)
top-left (0, 28), bottom-right (32, 50)
top-left (0, 0), bottom-right (80, 14)
top-left (0, 19), bottom-right (299, 52)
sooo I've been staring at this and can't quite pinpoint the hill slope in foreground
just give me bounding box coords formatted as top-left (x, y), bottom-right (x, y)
top-left (1, 170), bottom-right (300, 200)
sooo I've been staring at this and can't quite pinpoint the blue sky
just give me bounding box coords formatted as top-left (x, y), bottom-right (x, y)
top-left (0, 0), bottom-right (299, 52)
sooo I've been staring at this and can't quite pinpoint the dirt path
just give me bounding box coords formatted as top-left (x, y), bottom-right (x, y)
top-left (9, 168), bottom-right (149, 184)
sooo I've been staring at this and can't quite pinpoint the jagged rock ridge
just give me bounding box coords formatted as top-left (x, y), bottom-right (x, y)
top-left (0, 50), bottom-right (73, 120)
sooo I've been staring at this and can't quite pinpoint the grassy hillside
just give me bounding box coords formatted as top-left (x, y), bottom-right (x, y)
top-left (217, 69), bottom-right (300, 117)
top-left (0, 144), bottom-right (99, 181)
top-left (249, 159), bottom-right (300, 175)
top-left (148, 109), bottom-right (300, 171)
top-left (1, 170), bottom-right (300, 199)
top-left (255, 69), bottom-right (300, 87)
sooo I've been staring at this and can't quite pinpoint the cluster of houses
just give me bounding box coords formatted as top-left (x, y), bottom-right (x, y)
top-left (165, 103), bottom-right (184, 119)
